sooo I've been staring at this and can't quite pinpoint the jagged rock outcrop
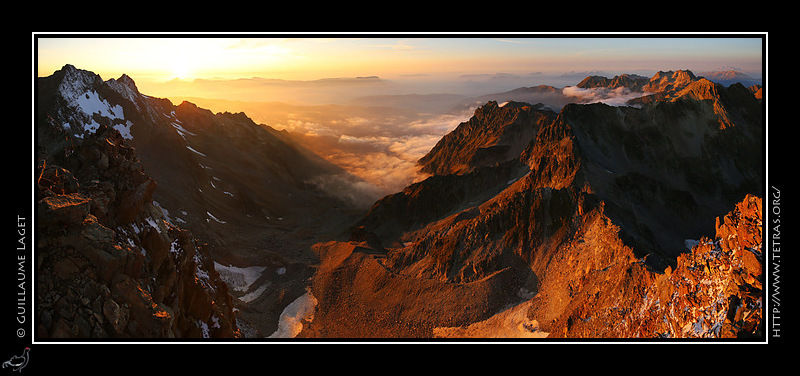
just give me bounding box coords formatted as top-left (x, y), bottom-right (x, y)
top-left (543, 194), bottom-right (763, 338)
top-left (643, 69), bottom-right (699, 93)
top-left (645, 194), bottom-right (764, 338)
top-left (36, 125), bottom-right (240, 338)
top-left (418, 101), bottom-right (556, 176)
top-left (748, 84), bottom-right (763, 101)
top-left (577, 74), bottom-right (650, 91)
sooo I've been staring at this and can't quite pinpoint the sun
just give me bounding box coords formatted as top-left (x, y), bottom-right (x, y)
top-left (169, 58), bottom-right (194, 80)
top-left (170, 63), bottom-right (192, 80)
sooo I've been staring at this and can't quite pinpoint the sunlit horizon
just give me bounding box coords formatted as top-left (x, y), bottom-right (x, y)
top-left (36, 34), bottom-right (764, 103)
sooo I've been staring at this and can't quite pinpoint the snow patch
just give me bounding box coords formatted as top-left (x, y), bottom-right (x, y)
top-left (76, 90), bottom-right (125, 120)
top-left (517, 287), bottom-right (536, 300)
top-left (171, 121), bottom-right (196, 140)
top-left (152, 201), bottom-right (171, 223)
top-left (187, 146), bottom-right (207, 157)
top-left (113, 120), bottom-right (134, 140)
top-left (83, 119), bottom-right (101, 134)
top-left (239, 284), bottom-right (268, 303)
top-left (169, 239), bottom-right (181, 254)
top-left (195, 264), bottom-right (209, 282)
top-left (214, 263), bottom-right (267, 292)
top-left (144, 216), bottom-right (162, 233)
top-left (206, 211), bottom-right (226, 224)
top-left (433, 300), bottom-right (548, 338)
top-left (267, 291), bottom-right (318, 338)
top-left (198, 319), bottom-right (210, 338)
top-left (71, 90), bottom-right (133, 138)
top-left (194, 255), bottom-right (215, 292)
top-left (684, 239), bottom-right (700, 250)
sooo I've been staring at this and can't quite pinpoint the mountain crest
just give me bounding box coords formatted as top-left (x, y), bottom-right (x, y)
top-left (577, 73), bottom-right (650, 91)
top-left (53, 64), bottom-right (104, 103)
top-left (643, 69), bottom-right (698, 93)
top-left (417, 100), bottom-right (557, 176)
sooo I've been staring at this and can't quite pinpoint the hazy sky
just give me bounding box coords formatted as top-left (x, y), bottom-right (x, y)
top-left (36, 34), bottom-right (764, 88)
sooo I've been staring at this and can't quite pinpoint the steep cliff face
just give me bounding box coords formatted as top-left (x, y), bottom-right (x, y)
top-left (417, 101), bottom-right (556, 176)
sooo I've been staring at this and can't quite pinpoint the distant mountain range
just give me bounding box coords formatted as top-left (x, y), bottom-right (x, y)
top-left (699, 69), bottom-right (762, 87)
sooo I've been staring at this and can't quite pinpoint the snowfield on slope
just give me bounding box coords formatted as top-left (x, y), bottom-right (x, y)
top-left (433, 299), bottom-right (549, 338)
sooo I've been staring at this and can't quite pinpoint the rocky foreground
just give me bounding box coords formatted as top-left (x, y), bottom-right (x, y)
top-left (36, 125), bottom-right (240, 338)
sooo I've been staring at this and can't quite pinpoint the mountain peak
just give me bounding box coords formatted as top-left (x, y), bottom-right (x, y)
top-left (652, 69), bottom-right (697, 79)
top-left (106, 73), bottom-right (143, 108)
top-left (52, 63), bottom-right (103, 101)
top-left (114, 73), bottom-right (137, 89)
top-left (576, 74), bottom-right (649, 91)
top-left (60, 63), bottom-right (77, 72)
top-left (673, 77), bottom-right (720, 101)
top-left (644, 70), bottom-right (698, 93)
top-left (699, 69), bottom-right (762, 87)
top-left (177, 100), bottom-right (200, 109)
top-left (417, 100), bottom-right (557, 176)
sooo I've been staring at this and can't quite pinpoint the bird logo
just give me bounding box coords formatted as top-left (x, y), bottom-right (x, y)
top-left (2, 347), bottom-right (29, 372)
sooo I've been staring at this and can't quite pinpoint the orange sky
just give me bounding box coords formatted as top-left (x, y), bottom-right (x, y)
top-left (36, 34), bottom-right (765, 101)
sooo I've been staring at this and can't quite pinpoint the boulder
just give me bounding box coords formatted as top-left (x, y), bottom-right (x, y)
top-left (38, 193), bottom-right (91, 226)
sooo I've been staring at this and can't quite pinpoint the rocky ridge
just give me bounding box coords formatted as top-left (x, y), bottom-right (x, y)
top-left (306, 69), bottom-right (764, 338)
top-left (418, 101), bottom-right (557, 176)
top-left (577, 74), bottom-right (650, 91)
